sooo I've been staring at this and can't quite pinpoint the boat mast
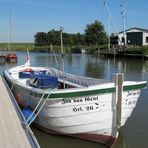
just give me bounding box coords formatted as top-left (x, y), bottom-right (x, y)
top-left (50, 44), bottom-right (59, 69)
top-left (108, 11), bottom-right (111, 51)
top-left (103, 0), bottom-right (122, 46)
top-left (103, 1), bottom-right (118, 37)
top-left (8, 0), bottom-right (12, 53)
top-left (103, 0), bottom-right (111, 51)
top-left (120, 0), bottom-right (126, 50)
top-left (60, 27), bottom-right (65, 89)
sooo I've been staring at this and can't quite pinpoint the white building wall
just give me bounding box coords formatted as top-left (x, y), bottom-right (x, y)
top-left (118, 28), bottom-right (148, 46)
top-left (143, 32), bottom-right (148, 45)
top-left (118, 33), bottom-right (126, 45)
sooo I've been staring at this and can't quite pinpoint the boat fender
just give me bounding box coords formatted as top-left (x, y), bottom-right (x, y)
top-left (22, 108), bottom-right (36, 123)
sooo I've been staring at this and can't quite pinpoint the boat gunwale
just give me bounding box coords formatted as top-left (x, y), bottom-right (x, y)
top-left (3, 69), bottom-right (147, 100)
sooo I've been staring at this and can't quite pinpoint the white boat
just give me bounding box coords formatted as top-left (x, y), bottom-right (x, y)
top-left (3, 60), bottom-right (146, 147)
top-left (81, 48), bottom-right (89, 54)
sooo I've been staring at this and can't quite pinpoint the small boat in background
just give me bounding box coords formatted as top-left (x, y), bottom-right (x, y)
top-left (6, 52), bottom-right (17, 63)
top-left (81, 48), bottom-right (86, 54)
top-left (6, 0), bottom-right (17, 63)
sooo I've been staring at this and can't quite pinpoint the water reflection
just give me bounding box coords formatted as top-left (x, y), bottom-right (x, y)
top-left (32, 53), bottom-right (145, 82)
top-left (84, 55), bottom-right (104, 78)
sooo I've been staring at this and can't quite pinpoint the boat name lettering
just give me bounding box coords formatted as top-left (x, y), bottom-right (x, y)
top-left (85, 96), bottom-right (98, 101)
top-left (62, 96), bottom-right (99, 105)
top-left (72, 104), bottom-right (99, 112)
top-left (128, 100), bottom-right (136, 106)
top-left (127, 91), bottom-right (140, 97)
top-left (61, 99), bottom-right (72, 104)
top-left (73, 107), bottom-right (83, 112)
top-left (73, 99), bottom-right (83, 103)
top-left (85, 105), bottom-right (94, 111)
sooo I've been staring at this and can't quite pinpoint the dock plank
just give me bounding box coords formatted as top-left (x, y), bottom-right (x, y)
top-left (0, 75), bottom-right (32, 148)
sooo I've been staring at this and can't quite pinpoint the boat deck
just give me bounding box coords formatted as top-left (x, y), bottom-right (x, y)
top-left (9, 67), bottom-right (109, 90)
top-left (0, 75), bottom-right (39, 148)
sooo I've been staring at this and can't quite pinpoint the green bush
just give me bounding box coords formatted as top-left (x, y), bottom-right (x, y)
top-left (125, 46), bottom-right (144, 54)
top-left (142, 46), bottom-right (148, 55)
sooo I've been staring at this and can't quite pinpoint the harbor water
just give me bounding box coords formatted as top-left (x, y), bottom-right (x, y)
top-left (1, 52), bottom-right (148, 148)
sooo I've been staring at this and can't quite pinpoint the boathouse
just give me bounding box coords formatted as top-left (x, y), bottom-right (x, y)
top-left (118, 27), bottom-right (148, 46)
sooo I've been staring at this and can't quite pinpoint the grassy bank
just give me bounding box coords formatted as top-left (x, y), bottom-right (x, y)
top-left (0, 43), bottom-right (34, 51)
top-left (0, 43), bottom-right (83, 53)
top-left (1, 43), bottom-right (148, 55)
top-left (0, 43), bottom-right (72, 53)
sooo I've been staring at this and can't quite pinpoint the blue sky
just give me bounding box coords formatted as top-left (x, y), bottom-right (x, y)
top-left (0, 0), bottom-right (148, 43)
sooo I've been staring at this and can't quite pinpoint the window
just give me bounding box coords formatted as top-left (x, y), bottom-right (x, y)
top-left (122, 37), bottom-right (125, 44)
top-left (146, 37), bottom-right (148, 43)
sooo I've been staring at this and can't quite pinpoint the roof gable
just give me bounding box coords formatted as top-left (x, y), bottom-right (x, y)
top-left (118, 27), bottom-right (148, 34)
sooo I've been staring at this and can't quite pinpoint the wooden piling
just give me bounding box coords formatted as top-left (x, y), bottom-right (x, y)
top-left (112, 73), bottom-right (123, 138)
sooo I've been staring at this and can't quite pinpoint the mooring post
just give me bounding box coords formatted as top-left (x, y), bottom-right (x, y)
top-left (112, 73), bottom-right (123, 133)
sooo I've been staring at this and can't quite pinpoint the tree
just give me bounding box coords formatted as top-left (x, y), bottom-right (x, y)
top-left (34, 32), bottom-right (48, 46)
top-left (47, 29), bottom-right (60, 45)
top-left (84, 20), bottom-right (107, 46)
top-left (34, 20), bottom-right (107, 49)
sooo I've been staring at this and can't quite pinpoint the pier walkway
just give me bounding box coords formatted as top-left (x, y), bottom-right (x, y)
top-left (0, 75), bottom-right (40, 148)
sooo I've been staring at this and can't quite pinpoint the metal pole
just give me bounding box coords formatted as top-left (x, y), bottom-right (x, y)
top-left (108, 15), bottom-right (111, 51)
top-left (9, 0), bottom-right (12, 52)
top-left (60, 27), bottom-right (65, 89)
top-left (50, 44), bottom-right (59, 69)
top-left (121, 0), bottom-right (126, 52)
top-left (103, 0), bottom-right (122, 46)
top-left (103, 1), bottom-right (118, 37)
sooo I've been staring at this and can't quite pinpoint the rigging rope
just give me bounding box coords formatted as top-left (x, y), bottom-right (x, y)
top-left (26, 89), bottom-right (52, 126)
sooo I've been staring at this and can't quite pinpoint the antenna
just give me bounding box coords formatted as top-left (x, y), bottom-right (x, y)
top-left (120, 0), bottom-right (126, 48)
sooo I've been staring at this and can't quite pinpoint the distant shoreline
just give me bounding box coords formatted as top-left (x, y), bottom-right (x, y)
top-left (1, 43), bottom-right (148, 59)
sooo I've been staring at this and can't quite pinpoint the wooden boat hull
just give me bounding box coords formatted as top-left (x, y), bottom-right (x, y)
top-left (34, 123), bottom-right (117, 147)
top-left (3, 66), bottom-right (146, 147)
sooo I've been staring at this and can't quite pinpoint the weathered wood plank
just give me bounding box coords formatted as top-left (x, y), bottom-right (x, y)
top-left (0, 75), bottom-right (35, 148)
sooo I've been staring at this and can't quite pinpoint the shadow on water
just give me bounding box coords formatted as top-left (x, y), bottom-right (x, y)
top-left (114, 131), bottom-right (130, 148)
top-left (31, 126), bottom-right (107, 148)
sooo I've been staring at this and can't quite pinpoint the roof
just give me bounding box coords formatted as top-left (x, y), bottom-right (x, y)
top-left (118, 27), bottom-right (148, 34)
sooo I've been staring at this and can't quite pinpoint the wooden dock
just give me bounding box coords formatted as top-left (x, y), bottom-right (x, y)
top-left (99, 50), bottom-right (148, 59)
top-left (0, 75), bottom-right (40, 148)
